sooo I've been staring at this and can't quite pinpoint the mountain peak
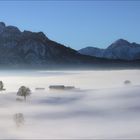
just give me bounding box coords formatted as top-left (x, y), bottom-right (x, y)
top-left (5, 25), bottom-right (21, 33)
top-left (79, 39), bottom-right (140, 60)
top-left (108, 39), bottom-right (130, 49)
top-left (114, 38), bottom-right (129, 44)
top-left (0, 22), bottom-right (5, 27)
top-left (0, 22), bottom-right (6, 33)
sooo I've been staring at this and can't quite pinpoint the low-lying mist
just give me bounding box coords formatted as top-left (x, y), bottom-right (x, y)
top-left (0, 70), bottom-right (140, 139)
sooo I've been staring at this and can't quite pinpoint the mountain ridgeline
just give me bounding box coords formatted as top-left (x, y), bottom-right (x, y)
top-left (0, 22), bottom-right (140, 69)
top-left (0, 22), bottom-right (113, 68)
top-left (79, 39), bottom-right (140, 60)
top-left (0, 22), bottom-right (94, 67)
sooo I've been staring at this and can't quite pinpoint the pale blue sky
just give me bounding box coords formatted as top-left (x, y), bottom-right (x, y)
top-left (0, 1), bottom-right (140, 49)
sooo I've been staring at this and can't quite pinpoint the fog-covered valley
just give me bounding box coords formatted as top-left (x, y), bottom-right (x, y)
top-left (0, 70), bottom-right (140, 139)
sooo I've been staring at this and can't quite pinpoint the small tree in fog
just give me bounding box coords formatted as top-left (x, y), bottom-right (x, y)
top-left (0, 81), bottom-right (4, 90)
top-left (17, 86), bottom-right (31, 101)
top-left (124, 80), bottom-right (131, 85)
top-left (13, 113), bottom-right (24, 127)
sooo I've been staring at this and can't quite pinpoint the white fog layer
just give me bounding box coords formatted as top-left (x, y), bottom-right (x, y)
top-left (0, 70), bottom-right (140, 138)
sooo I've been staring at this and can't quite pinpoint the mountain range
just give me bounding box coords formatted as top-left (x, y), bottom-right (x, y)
top-left (0, 22), bottom-right (140, 69)
top-left (78, 39), bottom-right (140, 60)
top-left (0, 22), bottom-right (94, 67)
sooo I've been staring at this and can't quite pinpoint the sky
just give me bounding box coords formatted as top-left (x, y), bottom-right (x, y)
top-left (0, 1), bottom-right (140, 49)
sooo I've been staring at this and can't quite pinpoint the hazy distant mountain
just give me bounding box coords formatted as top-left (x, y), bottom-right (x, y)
top-left (79, 39), bottom-right (140, 60)
top-left (79, 46), bottom-right (105, 58)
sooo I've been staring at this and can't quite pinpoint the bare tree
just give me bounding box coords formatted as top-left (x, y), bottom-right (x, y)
top-left (17, 86), bottom-right (31, 101)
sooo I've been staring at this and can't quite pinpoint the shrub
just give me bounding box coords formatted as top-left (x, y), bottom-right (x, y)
top-left (124, 80), bottom-right (131, 85)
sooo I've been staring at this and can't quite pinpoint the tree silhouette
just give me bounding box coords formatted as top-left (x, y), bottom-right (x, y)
top-left (13, 113), bottom-right (25, 127)
top-left (0, 81), bottom-right (4, 90)
top-left (17, 86), bottom-right (31, 101)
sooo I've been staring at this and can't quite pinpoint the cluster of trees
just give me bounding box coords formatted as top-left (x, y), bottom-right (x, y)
top-left (0, 81), bottom-right (31, 101)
